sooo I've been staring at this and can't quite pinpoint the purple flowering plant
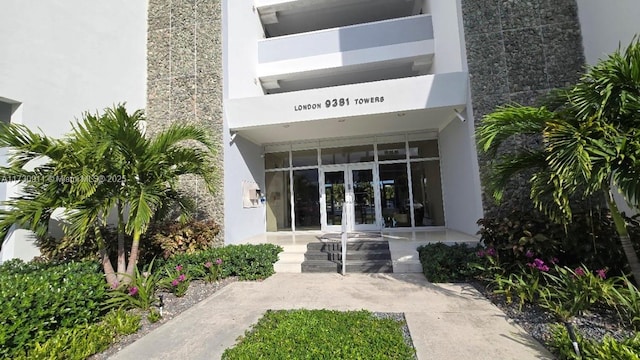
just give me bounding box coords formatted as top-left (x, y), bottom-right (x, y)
top-left (165, 263), bottom-right (190, 297)
top-left (469, 246), bottom-right (507, 282)
top-left (105, 259), bottom-right (161, 311)
top-left (204, 258), bottom-right (223, 283)
top-left (538, 264), bottom-right (613, 320)
top-left (527, 258), bottom-right (550, 272)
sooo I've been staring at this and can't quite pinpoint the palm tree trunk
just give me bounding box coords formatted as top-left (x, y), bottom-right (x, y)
top-left (95, 226), bottom-right (118, 287)
top-left (116, 201), bottom-right (126, 281)
top-left (124, 229), bottom-right (141, 283)
top-left (606, 189), bottom-right (640, 282)
top-left (100, 248), bottom-right (118, 288)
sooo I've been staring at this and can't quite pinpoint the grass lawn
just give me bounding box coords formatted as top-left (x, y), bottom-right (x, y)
top-left (222, 309), bottom-right (416, 360)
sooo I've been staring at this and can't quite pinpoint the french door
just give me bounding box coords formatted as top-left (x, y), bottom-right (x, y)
top-left (321, 163), bottom-right (380, 232)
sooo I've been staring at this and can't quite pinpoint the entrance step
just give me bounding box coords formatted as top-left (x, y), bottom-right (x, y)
top-left (301, 240), bottom-right (393, 273)
top-left (345, 260), bottom-right (393, 273)
top-left (301, 260), bottom-right (340, 273)
top-left (306, 240), bottom-right (390, 252)
top-left (301, 259), bottom-right (394, 273)
top-left (273, 244), bottom-right (306, 273)
top-left (304, 249), bottom-right (391, 261)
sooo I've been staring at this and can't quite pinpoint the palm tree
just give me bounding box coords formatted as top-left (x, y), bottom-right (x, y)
top-left (477, 38), bottom-right (640, 281)
top-left (0, 104), bottom-right (217, 287)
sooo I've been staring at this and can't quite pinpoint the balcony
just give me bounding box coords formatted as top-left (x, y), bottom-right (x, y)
top-left (255, 0), bottom-right (422, 36)
top-left (257, 14), bottom-right (434, 94)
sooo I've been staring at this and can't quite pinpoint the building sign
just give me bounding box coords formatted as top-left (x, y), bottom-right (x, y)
top-left (294, 96), bottom-right (385, 112)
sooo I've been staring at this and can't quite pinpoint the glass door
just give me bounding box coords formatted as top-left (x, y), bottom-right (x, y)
top-left (323, 169), bottom-right (345, 231)
top-left (321, 164), bottom-right (380, 232)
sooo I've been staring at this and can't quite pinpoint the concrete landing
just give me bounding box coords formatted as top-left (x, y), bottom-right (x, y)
top-left (249, 229), bottom-right (480, 274)
top-left (110, 273), bottom-right (553, 360)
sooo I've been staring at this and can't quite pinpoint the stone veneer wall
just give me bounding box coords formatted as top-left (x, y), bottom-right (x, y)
top-left (147, 0), bottom-right (224, 244)
top-left (461, 0), bottom-right (585, 218)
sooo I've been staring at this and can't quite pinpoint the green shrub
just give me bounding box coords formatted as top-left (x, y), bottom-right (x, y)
top-left (0, 260), bottom-right (107, 359)
top-left (491, 269), bottom-right (544, 310)
top-left (37, 232), bottom-right (103, 262)
top-left (538, 265), bottom-right (614, 320)
top-left (417, 243), bottom-right (476, 282)
top-left (148, 219), bottom-right (221, 259)
top-left (14, 309), bottom-right (140, 360)
top-left (549, 323), bottom-right (640, 360)
top-left (161, 243), bottom-right (283, 281)
top-left (35, 219), bottom-right (222, 265)
top-left (222, 310), bottom-right (415, 360)
top-left (477, 210), bottom-right (640, 275)
top-left (607, 275), bottom-right (640, 329)
top-left (14, 323), bottom-right (113, 360)
top-left (147, 308), bottom-right (162, 323)
top-left (103, 309), bottom-right (141, 336)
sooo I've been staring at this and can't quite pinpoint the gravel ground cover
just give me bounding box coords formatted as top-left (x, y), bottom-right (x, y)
top-left (472, 282), bottom-right (636, 352)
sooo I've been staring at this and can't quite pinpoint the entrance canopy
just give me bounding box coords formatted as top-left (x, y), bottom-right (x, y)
top-left (225, 73), bottom-right (468, 144)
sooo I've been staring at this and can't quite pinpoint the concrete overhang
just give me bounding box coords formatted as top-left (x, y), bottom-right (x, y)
top-left (225, 72), bottom-right (469, 144)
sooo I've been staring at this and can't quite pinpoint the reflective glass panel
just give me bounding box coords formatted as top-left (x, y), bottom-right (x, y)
top-left (324, 171), bottom-right (345, 225)
top-left (378, 163), bottom-right (411, 227)
top-left (293, 169), bottom-right (320, 230)
top-left (410, 161), bottom-right (445, 226)
top-left (266, 171), bottom-right (291, 231)
top-left (292, 149), bottom-right (318, 167)
top-left (321, 145), bottom-right (374, 165)
top-left (376, 142), bottom-right (406, 161)
top-left (352, 169), bottom-right (376, 225)
top-left (265, 152), bottom-right (290, 169)
top-left (408, 140), bottom-right (439, 159)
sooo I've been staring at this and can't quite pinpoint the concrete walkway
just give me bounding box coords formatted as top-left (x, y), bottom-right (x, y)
top-left (111, 273), bottom-right (554, 360)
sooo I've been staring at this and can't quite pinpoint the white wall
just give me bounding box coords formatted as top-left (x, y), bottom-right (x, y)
top-left (439, 112), bottom-right (483, 237)
top-left (428, 0), bottom-right (465, 73)
top-left (577, 0), bottom-right (640, 65)
top-left (577, 0), bottom-right (640, 216)
top-left (222, 134), bottom-right (266, 244)
top-left (0, 0), bottom-right (148, 261)
top-left (225, 0), bottom-right (267, 99)
top-left (431, 0), bottom-right (482, 236)
top-left (223, 0), bottom-right (269, 243)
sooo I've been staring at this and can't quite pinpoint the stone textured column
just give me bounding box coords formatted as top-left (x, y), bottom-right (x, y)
top-left (147, 0), bottom-right (224, 244)
top-left (461, 0), bottom-right (585, 217)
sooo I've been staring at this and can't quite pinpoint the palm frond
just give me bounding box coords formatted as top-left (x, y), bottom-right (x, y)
top-left (570, 36), bottom-right (640, 128)
top-left (484, 149), bottom-right (547, 203)
top-left (149, 123), bottom-right (216, 155)
top-left (477, 106), bottom-right (551, 156)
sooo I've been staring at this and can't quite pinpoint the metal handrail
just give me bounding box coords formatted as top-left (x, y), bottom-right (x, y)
top-left (340, 201), bottom-right (352, 275)
top-left (340, 202), bottom-right (346, 275)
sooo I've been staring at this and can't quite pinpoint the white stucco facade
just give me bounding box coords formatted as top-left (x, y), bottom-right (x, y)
top-left (223, 0), bottom-right (484, 243)
top-left (576, 0), bottom-right (640, 65)
top-left (0, 0), bottom-right (148, 261)
top-left (576, 0), bottom-right (640, 216)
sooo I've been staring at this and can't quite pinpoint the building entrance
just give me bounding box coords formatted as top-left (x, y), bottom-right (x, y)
top-left (264, 135), bottom-right (445, 232)
top-left (321, 163), bottom-right (380, 232)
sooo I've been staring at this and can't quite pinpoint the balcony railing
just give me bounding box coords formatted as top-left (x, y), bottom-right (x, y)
top-left (257, 14), bottom-right (434, 93)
